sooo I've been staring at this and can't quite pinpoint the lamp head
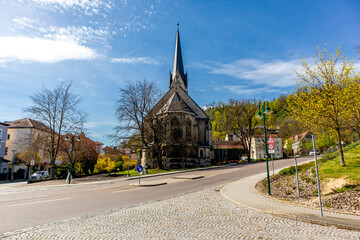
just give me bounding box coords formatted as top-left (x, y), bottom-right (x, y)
top-left (256, 111), bottom-right (262, 119)
top-left (265, 101), bottom-right (271, 112)
top-left (256, 105), bottom-right (262, 118)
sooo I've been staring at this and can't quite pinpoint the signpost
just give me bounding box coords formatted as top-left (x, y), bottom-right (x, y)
top-left (312, 135), bottom-right (323, 217)
top-left (136, 165), bottom-right (143, 185)
top-left (267, 137), bottom-right (275, 175)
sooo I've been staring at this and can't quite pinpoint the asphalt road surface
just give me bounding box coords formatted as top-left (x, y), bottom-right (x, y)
top-left (0, 156), bottom-right (314, 234)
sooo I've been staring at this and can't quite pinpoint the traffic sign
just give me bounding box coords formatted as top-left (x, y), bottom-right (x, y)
top-left (268, 150), bottom-right (275, 153)
top-left (30, 160), bottom-right (35, 166)
top-left (267, 136), bottom-right (275, 144)
top-left (136, 165), bottom-right (143, 173)
top-left (268, 143), bottom-right (275, 150)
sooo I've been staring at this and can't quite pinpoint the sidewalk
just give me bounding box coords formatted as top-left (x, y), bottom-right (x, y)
top-left (221, 171), bottom-right (360, 232)
top-left (0, 163), bottom-right (237, 193)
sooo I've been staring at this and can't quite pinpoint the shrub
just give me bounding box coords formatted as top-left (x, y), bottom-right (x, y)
top-left (115, 161), bottom-right (123, 172)
top-left (55, 164), bottom-right (69, 179)
top-left (122, 157), bottom-right (136, 171)
top-left (94, 155), bottom-right (115, 173)
top-left (279, 166), bottom-right (296, 176)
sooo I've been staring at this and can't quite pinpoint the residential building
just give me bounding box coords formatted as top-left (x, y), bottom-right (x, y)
top-left (250, 134), bottom-right (283, 159)
top-left (291, 131), bottom-right (313, 155)
top-left (4, 118), bottom-right (49, 171)
top-left (224, 127), bottom-right (283, 160)
top-left (0, 122), bottom-right (10, 174)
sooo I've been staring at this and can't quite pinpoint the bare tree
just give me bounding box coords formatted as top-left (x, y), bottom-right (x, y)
top-left (114, 79), bottom-right (161, 150)
top-left (25, 82), bottom-right (86, 178)
top-left (226, 99), bottom-right (259, 162)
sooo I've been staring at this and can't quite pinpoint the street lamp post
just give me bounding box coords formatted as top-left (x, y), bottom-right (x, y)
top-left (65, 134), bottom-right (80, 184)
top-left (257, 101), bottom-right (272, 195)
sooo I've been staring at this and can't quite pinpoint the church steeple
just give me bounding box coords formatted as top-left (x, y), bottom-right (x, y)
top-left (170, 24), bottom-right (188, 93)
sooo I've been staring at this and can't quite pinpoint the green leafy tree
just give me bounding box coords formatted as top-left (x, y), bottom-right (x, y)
top-left (288, 46), bottom-right (359, 166)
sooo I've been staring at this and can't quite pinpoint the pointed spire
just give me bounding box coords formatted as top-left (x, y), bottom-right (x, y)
top-left (170, 24), bottom-right (187, 92)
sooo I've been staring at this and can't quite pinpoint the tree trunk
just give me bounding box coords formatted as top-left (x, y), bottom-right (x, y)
top-left (336, 129), bottom-right (345, 166)
top-left (50, 159), bottom-right (56, 179)
top-left (247, 137), bottom-right (251, 163)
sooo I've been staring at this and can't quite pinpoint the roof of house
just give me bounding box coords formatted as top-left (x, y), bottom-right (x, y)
top-left (0, 122), bottom-right (10, 127)
top-left (5, 118), bottom-right (49, 132)
top-left (213, 141), bottom-right (244, 149)
top-left (291, 131), bottom-right (312, 142)
top-left (252, 134), bottom-right (280, 139)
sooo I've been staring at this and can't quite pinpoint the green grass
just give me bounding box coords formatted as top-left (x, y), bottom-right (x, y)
top-left (319, 144), bottom-right (360, 182)
top-left (275, 141), bottom-right (360, 193)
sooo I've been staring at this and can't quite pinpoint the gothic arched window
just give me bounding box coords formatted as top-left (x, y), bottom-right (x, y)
top-left (186, 119), bottom-right (192, 142)
top-left (171, 117), bottom-right (182, 141)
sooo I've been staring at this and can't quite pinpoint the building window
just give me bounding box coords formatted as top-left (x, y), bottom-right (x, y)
top-left (259, 154), bottom-right (261, 158)
top-left (276, 146), bottom-right (279, 151)
top-left (171, 117), bottom-right (182, 141)
top-left (5, 147), bottom-right (8, 155)
top-left (0, 129), bottom-right (2, 140)
top-left (200, 149), bottom-right (204, 158)
top-left (7, 134), bottom-right (10, 140)
top-left (186, 120), bottom-right (192, 142)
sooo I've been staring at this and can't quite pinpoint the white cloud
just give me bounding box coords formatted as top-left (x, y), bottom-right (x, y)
top-left (0, 36), bottom-right (97, 63)
top-left (41, 25), bottom-right (110, 45)
top-left (13, 17), bottom-right (36, 29)
top-left (111, 57), bottom-right (161, 65)
top-left (31, 0), bottom-right (112, 14)
top-left (221, 85), bottom-right (281, 95)
top-left (210, 59), bottom-right (301, 87)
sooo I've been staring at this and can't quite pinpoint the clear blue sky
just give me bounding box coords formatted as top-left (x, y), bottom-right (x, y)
top-left (1, 0), bottom-right (360, 146)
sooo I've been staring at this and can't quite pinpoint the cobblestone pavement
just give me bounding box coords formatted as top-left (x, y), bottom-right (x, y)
top-left (222, 171), bottom-right (360, 231)
top-left (2, 187), bottom-right (360, 240)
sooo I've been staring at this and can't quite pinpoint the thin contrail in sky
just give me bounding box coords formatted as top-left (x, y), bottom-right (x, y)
top-left (123, 37), bottom-right (157, 57)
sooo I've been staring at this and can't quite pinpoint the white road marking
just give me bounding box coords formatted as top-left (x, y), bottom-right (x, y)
top-left (0, 195), bottom-right (48, 202)
top-left (112, 188), bottom-right (138, 194)
top-left (84, 185), bottom-right (122, 192)
top-left (8, 197), bottom-right (71, 207)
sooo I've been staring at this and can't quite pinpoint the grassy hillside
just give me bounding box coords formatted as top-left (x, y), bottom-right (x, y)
top-left (256, 141), bottom-right (360, 213)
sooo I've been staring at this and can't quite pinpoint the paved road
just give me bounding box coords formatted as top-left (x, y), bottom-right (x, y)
top-left (2, 156), bottom-right (355, 239)
top-left (3, 187), bottom-right (360, 239)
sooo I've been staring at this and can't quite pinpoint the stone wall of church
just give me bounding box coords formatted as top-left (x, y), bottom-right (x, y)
top-left (142, 112), bottom-right (212, 169)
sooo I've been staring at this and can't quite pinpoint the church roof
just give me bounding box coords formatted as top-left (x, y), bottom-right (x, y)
top-left (170, 26), bottom-right (187, 92)
top-left (172, 29), bottom-right (186, 84)
top-left (150, 25), bottom-right (209, 120)
top-left (161, 92), bottom-right (195, 114)
top-left (152, 85), bottom-right (208, 119)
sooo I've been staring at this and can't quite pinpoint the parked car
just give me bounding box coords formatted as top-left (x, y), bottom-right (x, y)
top-left (309, 149), bottom-right (320, 155)
top-left (31, 171), bottom-right (49, 179)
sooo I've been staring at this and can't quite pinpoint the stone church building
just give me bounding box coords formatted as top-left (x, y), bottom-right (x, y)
top-left (141, 28), bottom-right (213, 169)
